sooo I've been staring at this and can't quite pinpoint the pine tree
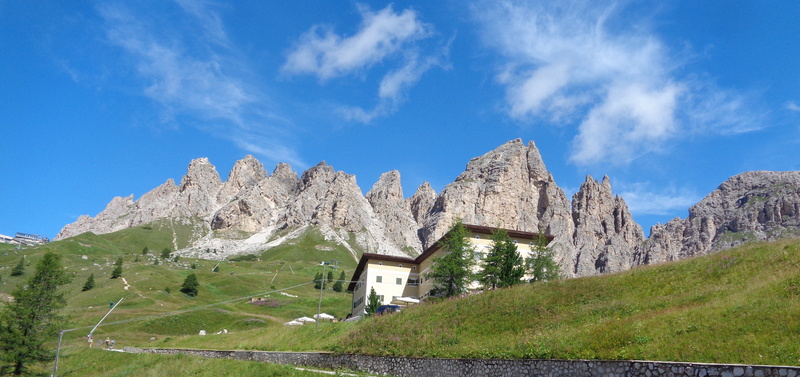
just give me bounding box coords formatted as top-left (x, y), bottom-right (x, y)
top-left (0, 252), bottom-right (71, 375)
top-left (430, 220), bottom-right (476, 298)
top-left (82, 273), bottom-right (96, 292)
top-left (327, 270), bottom-right (334, 284)
top-left (10, 257), bottom-right (24, 277)
top-left (479, 229), bottom-right (525, 289)
top-left (161, 248), bottom-right (171, 259)
top-left (365, 287), bottom-right (380, 316)
top-left (111, 257), bottom-right (123, 279)
top-left (180, 273), bottom-right (199, 297)
top-left (332, 271), bottom-right (346, 292)
top-left (313, 272), bottom-right (324, 289)
top-left (525, 230), bottom-right (560, 283)
top-left (141, 246), bottom-right (149, 255)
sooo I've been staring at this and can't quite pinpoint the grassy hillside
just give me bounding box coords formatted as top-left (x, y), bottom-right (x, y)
top-left (332, 239), bottom-right (800, 366)
top-left (0, 223), bottom-right (359, 375)
top-left (3, 226), bottom-right (800, 374)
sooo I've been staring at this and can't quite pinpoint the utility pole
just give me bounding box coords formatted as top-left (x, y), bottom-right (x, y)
top-left (316, 262), bottom-right (326, 331)
top-left (51, 330), bottom-right (64, 377)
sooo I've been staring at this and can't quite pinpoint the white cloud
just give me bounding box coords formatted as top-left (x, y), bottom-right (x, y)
top-left (786, 101), bottom-right (800, 112)
top-left (283, 4), bottom-right (430, 80)
top-left (618, 184), bottom-right (701, 216)
top-left (475, 0), bottom-right (760, 166)
top-left (284, 4), bottom-right (444, 123)
top-left (98, 2), bottom-right (304, 167)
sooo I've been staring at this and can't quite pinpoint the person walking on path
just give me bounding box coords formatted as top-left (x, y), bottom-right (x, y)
top-left (105, 337), bottom-right (110, 349)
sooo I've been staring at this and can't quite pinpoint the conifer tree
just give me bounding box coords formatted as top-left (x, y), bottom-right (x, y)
top-left (327, 270), bottom-right (334, 284)
top-left (479, 229), bottom-right (525, 289)
top-left (313, 272), bottom-right (324, 289)
top-left (180, 273), bottom-right (199, 297)
top-left (141, 246), bottom-right (149, 255)
top-left (525, 230), bottom-right (560, 283)
top-left (332, 271), bottom-right (346, 292)
top-left (10, 257), bottom-right (24, 277)
top-left (365, 287), bottom-right (380, 316)
top-left (430, 220), bottom-right (476, 297)
top-left (0, 252), bottom-right (70, 375)
top-left (82, 273), bottom-right (96, 292)
top-left (111, 257), bottom-right (123, 279)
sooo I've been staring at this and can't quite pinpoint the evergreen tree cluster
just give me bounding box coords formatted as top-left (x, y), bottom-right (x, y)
top-left (0, 252), bottom-right (71, 375)
top-left (430, 220), bottom-right (561, 298)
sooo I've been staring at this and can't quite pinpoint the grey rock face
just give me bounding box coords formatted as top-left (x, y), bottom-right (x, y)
top-left (367, 171), bottom-right (423, 255)
top-left (634, 171), bottom-right (800, 265)
top-left (571, 176), bottom-right (644, 275)
top-left (56, 142), bottom-right (800, 278)
top-left (420, 139), bottom-right (573, 246)
top-left (408, 182), bottom-right (437, 227)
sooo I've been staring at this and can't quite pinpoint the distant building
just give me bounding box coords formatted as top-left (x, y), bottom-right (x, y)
top-left (0, 234), bottom-right (13, 244)
top-left (348, 225), bottom-right (553, 318)
top-left (0, 232), bottom-right (50, 247)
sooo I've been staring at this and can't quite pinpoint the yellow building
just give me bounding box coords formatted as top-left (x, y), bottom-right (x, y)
top-left (347, 225), bottom-right (553, 317)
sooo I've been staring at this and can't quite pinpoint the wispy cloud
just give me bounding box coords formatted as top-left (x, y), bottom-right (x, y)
top-left (98, 1), bottom-right (305, 168)
top-left (786, 101), bottom-right (800, 112)
top-left (474, 0), bottom-right (761, 166)
top-left (618, 183), bottom-right (701, 216)
top-left (283, 4), bottom-right (444, 123)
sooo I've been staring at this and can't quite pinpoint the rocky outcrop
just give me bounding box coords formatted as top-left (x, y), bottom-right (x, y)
top-left (420, 140), bottom-right (573, 246)
top-left (571, 176), bottom-right (644, 275)
top-left (56, 141), bottom-right (800, 277)
top-left (634, 171), bottom-right (800, 265)
top-left (367, 171), bottom-right (423, 255)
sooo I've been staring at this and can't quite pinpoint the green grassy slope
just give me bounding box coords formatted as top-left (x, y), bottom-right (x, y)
top-left (332, 239), bottom-right (800, 366)
top-left (0, 223), bottom-right (358, 359)
top-left (4, 225), bottom-right (800, 374)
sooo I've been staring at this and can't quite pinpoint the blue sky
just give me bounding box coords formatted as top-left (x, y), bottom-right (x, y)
top-left (2, 0), bottom-right (799, 240)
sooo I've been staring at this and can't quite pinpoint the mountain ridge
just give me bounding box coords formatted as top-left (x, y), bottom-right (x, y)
top-left (56, 139), bottom-right (800, 277)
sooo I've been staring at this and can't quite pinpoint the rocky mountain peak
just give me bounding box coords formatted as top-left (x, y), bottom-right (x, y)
top-left (56, 141), bottom-right (800, 279)
top-left (408, 182), bottom-right (437, 225)
top-left (180, 158), bottom-right (222, 191)
top-left (420, 138), bottom-right (573, 250)
top-left (300, 162), bottom-right (335, 187)
top-left (570, 175), bottom-right (644, 275)
top-left (227, 155), bottom-right (267, 189)
top-left (271, 162), bottom-right (297, 180)
top-left (367, 170), bottom-right (422, 254)
top-left (634, 171), bottom-right (800, 265)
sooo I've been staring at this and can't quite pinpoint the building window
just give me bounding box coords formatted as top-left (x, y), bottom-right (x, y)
top-left (398, 264), bottom-right (403, 268)
top-left (378, 295), bottom-right (384, 303)
top-left (412, 266), bottom-right (416, 270)
top-left (396, 277), bottom-right (402, 285)
top-left (378, 262), bottom-right (383, 265)
top-left (475, 235), bottom-right (481, 239)
top-left (376, 276), bottom-right (382, 283)
top-left (513, 239), bottom-right (518, 244)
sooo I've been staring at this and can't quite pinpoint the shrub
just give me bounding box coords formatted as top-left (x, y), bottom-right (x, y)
top-left (180, 273), bottom-right (199, 297)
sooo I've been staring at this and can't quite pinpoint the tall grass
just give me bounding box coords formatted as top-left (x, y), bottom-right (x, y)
top-left (332, 239), bottom-right (800, 365)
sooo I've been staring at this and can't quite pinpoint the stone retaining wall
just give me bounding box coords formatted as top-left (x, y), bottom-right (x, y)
top-left (123, 347), bottom-right (800, 377)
